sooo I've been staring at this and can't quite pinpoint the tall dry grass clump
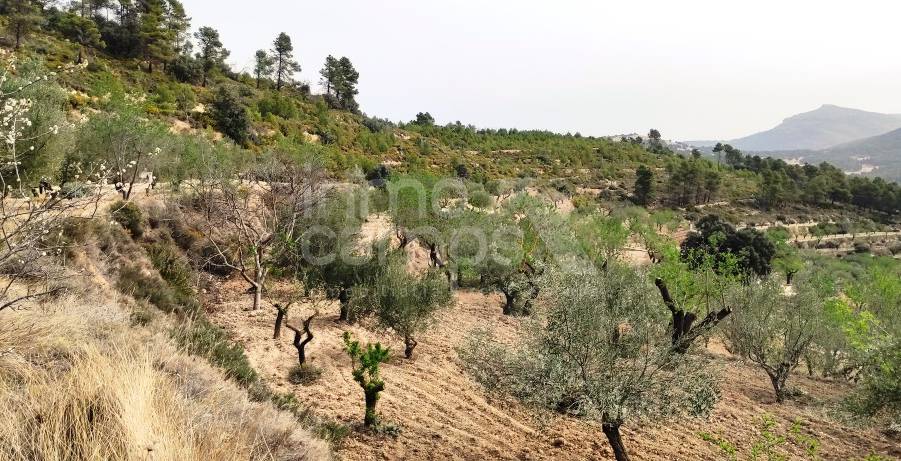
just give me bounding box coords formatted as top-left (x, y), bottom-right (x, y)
top-left (0, 297), bottom-right (331, 461)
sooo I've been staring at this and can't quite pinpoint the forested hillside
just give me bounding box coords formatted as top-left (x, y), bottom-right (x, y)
top-left (1, 2), bottom-right (900, 461)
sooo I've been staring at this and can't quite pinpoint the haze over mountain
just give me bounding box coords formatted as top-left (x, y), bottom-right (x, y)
top-left (796, 127), bottom-right (901, 182)
top-left (692, 105), bottom-right (901, 152)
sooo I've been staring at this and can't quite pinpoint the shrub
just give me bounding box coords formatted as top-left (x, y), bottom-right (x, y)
top-left (889, 242), bottom-right (901, 256)
top-left (145, 241), bottom-right (195, 302)
top-left (468, 189), bottom-right (492, 209)
top-left (847, 340), bottom-right (901, 425)
top-left (287, 364), bottom-right (322, 385)
top-left (361, 115), bottom-right (393, 133)
top-left (211, 85), bottom-right (250, 145)
top-left (173, 319), bottom-right (258, 387)
top-left (258, 92), bottom-right (298, 119)
top-left (110, 201), bottom-right (144, 239)
top-left (116, 265), bottom-right (181, 314)
top-left (130, 305), bottom-right (155, 326)
top-left (269, 392), bottom-right (351, 448)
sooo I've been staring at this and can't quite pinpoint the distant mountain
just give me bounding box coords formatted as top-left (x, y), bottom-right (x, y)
top-left (693, 105), bottom-right (901, 152)
top-left (806, 128), bottom-right (901, 182)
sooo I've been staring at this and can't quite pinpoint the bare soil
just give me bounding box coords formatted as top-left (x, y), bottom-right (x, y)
top-left (207, 278), bottom-right (900, 461)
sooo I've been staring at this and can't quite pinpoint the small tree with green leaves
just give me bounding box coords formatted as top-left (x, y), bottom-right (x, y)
top-left (722, 279), bottom-right (824, 403)
top-left (773, 247), bottom-right (804, 286)
top-left (571, 213), bottom-right (629, 269)
top-left (363, 257), bottom-right (451, 358)
top-left (460, 263), bottom-right (719, 461)
top-left (343, 332), bottom-right (391, 427)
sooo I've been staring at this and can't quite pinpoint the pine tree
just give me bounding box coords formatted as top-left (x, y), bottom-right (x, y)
top-left (271, 32), bottom-right (300, 91)
top-left (71, 0), bottom-right (110, 18)
top-left (253, 49), bottom-right (273, 88)
top-left (5, 0), bottom-right (42, 50)
top-left (319, 54), bottom-right (339, 95)
top-left (139, 0), bottom-right (173, 72)
top-left (164, 0), bottom-right (190, 55)
top-left (194, 26), bottom-right (229, 87)
top-left (335, 56), bottom-right (360, 112)
top-left (57, 12), bottom-right (105, 63)
top-left (105, 0), bottom-right (142, 58)
top-left (633, 165), bottom-right (654, 206)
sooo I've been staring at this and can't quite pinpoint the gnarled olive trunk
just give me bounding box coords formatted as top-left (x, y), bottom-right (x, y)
top-left (273, 304), bottom-right (289, 339)
top-left (288, 312), bottom-right (317, 365)
top-left (767, 363), bottom-right (791, 403)
top-left (602, 422), bottom-right (630, 461)
top-left (404, 336), bottom-right (417, 359)
top-left (786, 270), bottom-right (797, 286)
top-left (655, 278), bottom-right (731, 353)
top-left (501, 290), bottom-right (516, 316)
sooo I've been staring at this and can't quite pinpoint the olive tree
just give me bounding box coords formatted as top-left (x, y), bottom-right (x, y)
top-left (460, 263), bottom-right (719, 461)
top-left (722, 279), bottom-right (824, 403)
top-left (362, 256), bottom-right (451, 358)
top-left (288, 189), bottom-right (386, 322)
top-left (69, 95), bottom-right (168, 200)
top-left (571, 213), bottom-right (629, 269)
top-left (651, 245), bottom-right (744, 353)
top-left (200, 156), bottom-right (325, 310)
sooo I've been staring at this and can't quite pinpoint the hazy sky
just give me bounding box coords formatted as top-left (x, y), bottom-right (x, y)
top-left (181, 0), bottom-right (901, 140)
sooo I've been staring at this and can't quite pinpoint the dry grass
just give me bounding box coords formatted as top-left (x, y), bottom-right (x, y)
top-left (0, 296), bottom-right (331, 461)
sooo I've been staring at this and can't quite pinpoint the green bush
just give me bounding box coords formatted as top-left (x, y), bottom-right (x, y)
top-left (173, 319), bottom-right (258, 387)
top-left (258, 92), bottom-right (298, 119)
top-left (110, 201), bottom-right (144, 239)
top-left (468, 190), bottom-right (492, 209)
top-left (270, 392), bottom-right (351, 447)
top-left (146, 241), bottom-right (195, 301)
top-left (116, 265), bottom-right (182, 314)
top-left (211, 85), bottom-right (250, 145)
top-left (848, 340), bottom-right (901, 425)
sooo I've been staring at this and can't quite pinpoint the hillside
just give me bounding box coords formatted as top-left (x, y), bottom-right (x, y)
top-left (695, 105), bottom-right (901, 152)
top-left (798, 128), bottom-right (901, 182)
top-left (204, 230), bottom-right (901, 461)
top-left (1, 3), bottom-right (901, 461)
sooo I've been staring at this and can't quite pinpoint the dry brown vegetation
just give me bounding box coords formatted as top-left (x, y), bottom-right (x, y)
top-left (0, 282), bottom-right (330, 460)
